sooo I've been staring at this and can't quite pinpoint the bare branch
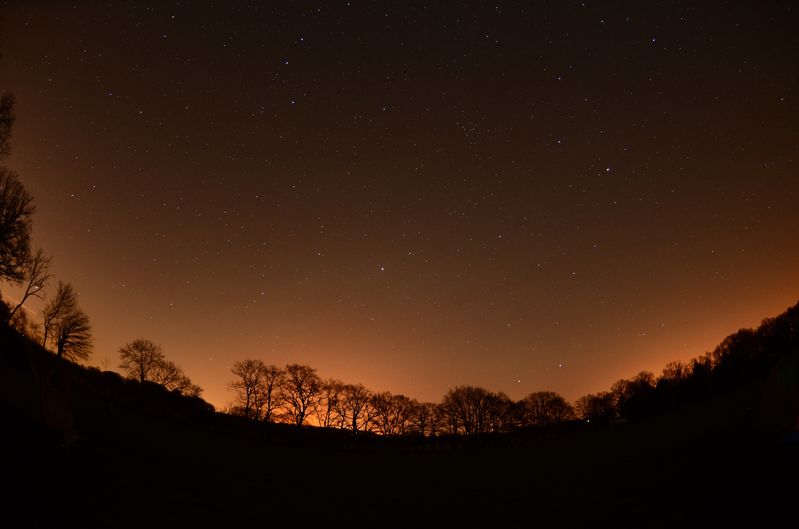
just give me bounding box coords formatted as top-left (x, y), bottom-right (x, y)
top-left (0, 166), bottom-right (35, 283)
top-left (8, 248), bottom-right (53, 321)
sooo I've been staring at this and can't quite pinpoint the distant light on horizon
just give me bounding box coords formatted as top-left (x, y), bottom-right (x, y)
top-left (0, 1), bottom-right (797, 409)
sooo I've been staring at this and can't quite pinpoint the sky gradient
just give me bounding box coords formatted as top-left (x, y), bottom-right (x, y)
top-left (1, 1), bottom-right (797, 409)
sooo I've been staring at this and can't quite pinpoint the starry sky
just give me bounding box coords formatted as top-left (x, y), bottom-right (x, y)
top-left (1, 1), bottom-right (797, 409)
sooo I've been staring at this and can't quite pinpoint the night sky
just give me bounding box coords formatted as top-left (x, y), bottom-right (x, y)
top-left (1, 1), bottom-right (797, 409)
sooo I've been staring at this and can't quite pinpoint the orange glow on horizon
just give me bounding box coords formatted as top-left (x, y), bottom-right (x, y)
top-left (1, 2), bottom-right (797, 413)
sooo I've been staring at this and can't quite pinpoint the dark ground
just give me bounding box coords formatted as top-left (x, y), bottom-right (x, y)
top-left (2, 324), bottom-right (798, 528)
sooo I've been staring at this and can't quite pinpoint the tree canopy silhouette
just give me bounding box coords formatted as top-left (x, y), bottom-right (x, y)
top-left (280, 363), bottom-right (322, 426)
top-left (0, 166), bottom-right (34, 284)
top-left (338, 383), bottom-right (372, 433)
top-left (54, 309), bottom-right (92, 362)
top-left (119, 338), bottom-right (202, 397)
top-left (229, 359), bottom-right (282, 420)
top-left (520, 391), bottom-right (575, 427)
top-left (207, 301), bottom-right (799, 437)
top-left (0, 94), bottom-right (35, 284)
top-left (119, 339), bottom-right (166, 382)
top-left (40, 281), bottom-right (92, 362)
top-left (7, 248), bottom-right (52, 324)
top-left (42, 281), bottom-right (79, 350)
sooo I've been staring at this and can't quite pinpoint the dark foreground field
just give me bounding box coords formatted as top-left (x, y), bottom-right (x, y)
top-left (2, 325), bottom-right (798, 528)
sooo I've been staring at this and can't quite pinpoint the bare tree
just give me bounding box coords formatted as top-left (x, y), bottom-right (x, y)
top-left (437, 396), bottom-right (460, 435)
top-left (610, 371), bottom-right (657, 420)
top-left (368, 392), bottom-right (393, 434)
top-left (336, 383), bottom-right (372, 433)
top-left (574, 392), bottom-right (616, 423)
top-left (152, 359), bottom-right (201, 395)
top-left (438, 387), bottom-right (515, 434)
top-left (392, 394), bottom-right (415, 435)
top-left (229, 359), bottom-right (283, 421)
top-left (661, 361), bottom-right (688, 383)
top-left (119, 338), bottom-right (202, 396)
top-left (0, 166), bottom-right (34, 283)
top-left (150, 358), bottom-right (182, 387)
top-left (520, 391), bottom-right (575, 427)
top-left (609, 378), bottom-right (631, 409)
top-left (40, 281), bottom-right (92, 361)
top-left (159, 363), bottom-right (201, 396)
top-left (230, 359), bottom-right (264, 420)
top-left (181, 383), bottom-right (203, 399)
top-left (408, 401), bottom-right (437, 436)
top-left (41, 281), bottom-right (78, 349)
top-left (441, 386), bottom-right (494, 434)
top-left (0, 95), bottom-right (34, 284)
top-left (368, 392), bottom-right (414, 435)
top-left (315, 379), bottom-right (344, 428)
top-left (119, 338), bottom-right (165, 382)
top-left (53, 308), bottom-right (92, 362)
top-left (484, 391), bottom-right (515, 432)
top-left (7, 248), bottom-right (52, 323)
top-left (280, 363), bottom-right (322, 426)
top-left (260, 364), bottom-right (284, 422)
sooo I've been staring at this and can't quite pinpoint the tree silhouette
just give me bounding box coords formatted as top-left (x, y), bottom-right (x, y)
top-left (280, 363), bottom-right (322, 426)
top-left (221, 300), bottom-right (799, 436)
top-left (484, 391), bottom-right (515, 432)
top-left (41, 281), bottom-right (78, 350)
top-left (437, 394), bottom-right (460, 435)
top-left (369, 392), bottom-right (414, 435)
top-left (574, 392), bottom-right (615, 424)
top-left (119, 339), bottom-right (165, 382)
top-left (0, 166), bottom-right (34, 283)
top-left (408, 401), bottom-right (437, 436)
top-left (7, 248), bottom-right (52, 324)
top-left (520, 391), bottom-right (575, 427)
top-left (0, 94), bottom-right (35, 284)
top-left (337, 383), bottom-right (372, 433)
top-left (661, 361), bottom-right (689, 383)
top-left (120, 338), bottom-right (201, 396)
top-left (259, 364), bottom-right (284, 422)
top-left (686, 352), bottom-right (713, 400)
top-left (41, 281), bottom-right (92, 361)
top-left (151, 359), bottom-right (201, 396)
top-left (315, 379), bottom-right (344, 428)
top-left (229, 359), bottom-right (264, 419)
top-left (53, 307), bottom-right (93, 362)
top-left (610, 371), bottom-right (656, 420)
top-left (229, 359), bottom-right (283, 420)
top-left (442, 386), bottom-right (495, 434)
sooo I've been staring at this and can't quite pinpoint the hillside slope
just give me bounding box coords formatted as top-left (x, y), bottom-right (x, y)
top-left (2, 306), bottom-right (799, 528)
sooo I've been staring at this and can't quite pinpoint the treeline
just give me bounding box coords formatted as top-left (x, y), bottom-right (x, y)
top-left (226, 359), bottom-right (552, 434)
top-left (226, 358), bottom-right (575, 435)
top-left (3, 81), bottom-right (798, 436)
top-left (117, 338), bottom-right (202, 397)
top-left (0, 93), bottom-right (92, 361)
top-left (0, 89), bottom-right (203, 398)
top-left (575, 302), bottom-right (799, 426)
top-left (226, 300), bottom-right (799, 436)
